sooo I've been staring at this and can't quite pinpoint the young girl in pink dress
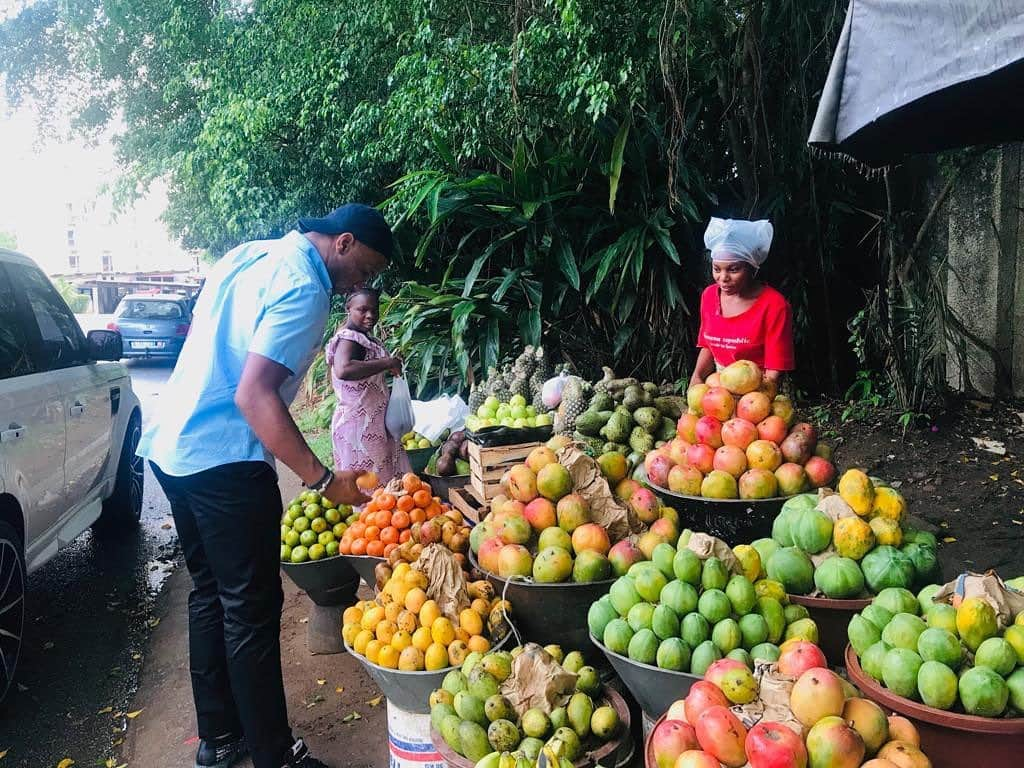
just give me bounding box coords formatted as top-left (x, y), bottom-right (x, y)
top-left (325, 288), bottom-right (410, 486)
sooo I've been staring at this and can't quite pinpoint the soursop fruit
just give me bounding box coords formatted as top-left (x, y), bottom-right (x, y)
top-left (574, 410), bottom-right (607, 438)
top-left (622, 385), bottom-right (643, 410)
top-left (573, 433), bottom-right (605, 457)
top-left (629, 426), bottom-right (655, 455)
top-left (600, 412), bottom-right (632, 444)
top-left (633, 406), bottom-right (661, 432)
top-left (653, 396), bottom-right (684, 420)
top-left (589, 391), bottom-right (614, 413)
top-left (657, 417), bottom-right (678, 442)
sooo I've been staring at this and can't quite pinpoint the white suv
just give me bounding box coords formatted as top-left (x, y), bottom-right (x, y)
top-left (0, 248), bottom-right (143, 702)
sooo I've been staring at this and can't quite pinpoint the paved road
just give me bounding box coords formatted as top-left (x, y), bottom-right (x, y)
top-left (0, 358), bottom-right (178, 768)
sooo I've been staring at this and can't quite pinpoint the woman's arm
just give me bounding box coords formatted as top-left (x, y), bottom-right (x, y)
top-left (689, 347), bottom-right (716, 386)
top-left (333, 338), bottom-right (401, 381)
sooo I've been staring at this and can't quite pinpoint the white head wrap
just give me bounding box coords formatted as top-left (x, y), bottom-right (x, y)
top-left (703, 217), bottom-right (774, 269)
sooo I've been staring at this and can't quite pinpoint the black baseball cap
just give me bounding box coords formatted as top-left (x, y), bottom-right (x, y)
top-left (297, 203), bottom-right (394, 260)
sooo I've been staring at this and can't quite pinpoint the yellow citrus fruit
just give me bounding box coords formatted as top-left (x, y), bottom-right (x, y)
top-left (396, 609), bottom-right (418, 634)
top-left (455, 627), bottom-right (471, 644)
top-left (412, 626), bottom-right (433, 652)
top-left (353, 629), bottom-right (374, 655)
top-left (419, 600), bottom-right (442, 628)
top-left (425, 642), bottom-right (450, 671)
top-left (405, 587), bottom-right (428, 614)
top-left (399, 646), bottom-right (426, 671)
top-left (471, 598), bottom-right (490, 616)
top-left (342, 623), bottom-right (360, 646)
top-left (364, 639), bottom-right (383, 664)
top-left (375, 620), bottom-right (398, 645)
top-left (459, 608), bottom-right (484, 637)
top-left (871, 486), bottom-right (907, 523)
top-left (391, 630), bottom-right (413, 652)
top-left (431, 617), bottom-right (456, 646)
top-left (869, 516), bottom-right (903, 547)
top-left (467, 635), bottom-right (491, 653)
top-left (405, 570), bottom-right (428, 589)
top-left (360, 606), bottom-right (385, 631)
top-left (1003, 625), bottom-right (1024, 664)
top-left (384, 601), bottom-right (402, 623)
top-left (1016, 611), bottom-right (1024, 627)
top-left (392, 562), bottom-right (411, 579)
top-left (448, 640), bottom-right (469, 666)
top-left (377, 645), bottom-right (400, 669)
top-left (378, 588), bottom-right (395, 605)
top-left (390, 582), bottom-right (411, 607)
top-left (343, 606), bottom-right (363, 626)
top-left (429, 689), bottom-right (454, 707)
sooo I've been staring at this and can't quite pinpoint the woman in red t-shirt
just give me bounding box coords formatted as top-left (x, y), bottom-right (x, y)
top-left (689, 218), bottom-right (795, 387)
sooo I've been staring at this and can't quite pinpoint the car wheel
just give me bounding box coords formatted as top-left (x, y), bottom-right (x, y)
top-left (0, 521), bottom-right (25, 704)
top-left (95, 411), bottom-right (144, 530)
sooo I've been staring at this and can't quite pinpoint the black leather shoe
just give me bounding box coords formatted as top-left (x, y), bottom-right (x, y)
top-left (194, 733), bottom-right (247, 768)
top-left (280, 738), bottom-right (328, 768)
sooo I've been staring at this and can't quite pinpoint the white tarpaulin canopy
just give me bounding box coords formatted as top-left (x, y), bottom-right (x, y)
top-left (809, 0), bottom-right (1024, 166)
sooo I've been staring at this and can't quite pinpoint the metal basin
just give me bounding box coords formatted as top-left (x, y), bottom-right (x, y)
top-left (407, 447), bottom-right (434, 474)
top-left (591, 634), bottom-right (701, 720)
top-left (645, 479), bottom-right (784, 545)
top-left (432, 683), bottom-right (632, 768)
top-left (342, 554), bottom-right (385, 590)
top-left (845, 644), bottom-right (1024, 768)
top-left (280, 556), bottom-right (360, 607)
top-left (344, 629), bottom-right (512, 714)
top-left (788, 593), bottom-right (871, 666)
top-left (421, 472), bottom-right (470, 504)
top-left (469, 552), bottom-right (614, 656)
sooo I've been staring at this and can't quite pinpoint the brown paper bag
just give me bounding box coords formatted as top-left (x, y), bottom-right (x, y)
top-left (500, 643), bottom-right (578, 716)
top-left (732, 661), bottom-right (802, 737)
top-left (816, 492), bottom-right (857, 522)
top-left (932, 571), bottom-right (1024, 628)
top-left (413, 544), bottom-right (470, 623)
top-left (687, 532), bottom-right (742, 574)
top-left (558, 446), bottom-right (640, 541)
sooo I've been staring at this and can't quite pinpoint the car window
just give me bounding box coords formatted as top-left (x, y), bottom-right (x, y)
top-left (9, 263), bottom-right (89, 371)
top-left (0, 265), bottom-right (36, 380)
top-left (116, 299), bottom-right (184, 320)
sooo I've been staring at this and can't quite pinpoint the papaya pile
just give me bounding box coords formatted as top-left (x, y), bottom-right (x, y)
top-left (765, 471), bottom-right (940, 599)
top-left (651, 658), bottom-right (935, 768)
top-left (429, 644), bottom-right (622, 766)
top-left (849, 584), bottom-right (1024, 717)
top-left (588, 530), bottom-right (822, 676)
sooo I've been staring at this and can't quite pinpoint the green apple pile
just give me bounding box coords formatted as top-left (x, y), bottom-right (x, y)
top-left (430, 644), bottom-right (621, 766)
top-left (848, 584), bottom-right (1024, 716)
top-left (589, 532), bottom-right (821, 675)
top-left (465, 395), bottom-right (554, 433)
top-left (280, 491), bottom-right (357, 563)
top-left (403, 430), bottom-right (443, 451)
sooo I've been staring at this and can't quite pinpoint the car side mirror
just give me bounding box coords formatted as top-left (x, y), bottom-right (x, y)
top-left (87, 329), bottom-right (123, 362)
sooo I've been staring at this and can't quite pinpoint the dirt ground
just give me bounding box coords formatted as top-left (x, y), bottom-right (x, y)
top-left (816, 395), bottom-right (1024, 578)
top-left (120, 469), bottom-right (388, 768)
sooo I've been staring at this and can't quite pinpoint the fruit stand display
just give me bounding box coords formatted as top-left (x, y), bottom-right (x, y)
top-left (759, 472), bottom-right (940, 662)
top-left (429, 643), bottom-right (631, 767)
top-left (468, 443), bottom-right (660, 651)
top-left (404, 430), bottom-right (448, 474)
top-left (587, 530), bottom-right (824, 718)
top-left (342, 544), bottom-right (515, 714)
top-left (280, 490), bottom-right (359, 564)
top-left (842, 572), bottom-right (1024, 767)
top-left (425, 430), bottom-right (473, 501)
top-left (645, 659), bottom-right (938, 768)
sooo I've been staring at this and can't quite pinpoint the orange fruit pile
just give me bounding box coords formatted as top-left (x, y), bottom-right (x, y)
top-left (339, 473), bottom-right (446, 558)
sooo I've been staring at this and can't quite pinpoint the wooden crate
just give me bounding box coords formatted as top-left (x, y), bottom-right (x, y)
top-left (467, 440), bottom-right (540, 502)
top-left (449, 487), bottom-right (485, 524)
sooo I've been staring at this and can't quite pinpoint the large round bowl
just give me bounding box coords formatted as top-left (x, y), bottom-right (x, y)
top-left (407, 447), bottom-right (435, 474)
top-left (845, 644), bottom-right (1024, 768)
top-left (590, 634), bottom-right (701, 720)
top-left (788, 593), bottom-right (871, 666)
top-left (280, 555), bottom-right (360, 607)
top-left (341, 554), bottom-right (385, 590)
top-left (646, 479), bottom-right (784, 544)
top-left (469, 552), bottom-right (614, 654)
top-left (431, 684), bottom-right (632, 768)
top-left (344, 630), bottom-right (513, 714)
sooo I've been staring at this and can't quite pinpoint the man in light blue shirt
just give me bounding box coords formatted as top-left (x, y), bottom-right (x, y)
top-left (139, 204), bottom-right (392, 768)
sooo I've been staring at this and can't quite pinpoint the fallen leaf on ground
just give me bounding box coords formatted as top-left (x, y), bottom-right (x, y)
top-left (161, 523), bottom-right (172, 529)
top-left (335, 687), bottom-right (344, 694)
top-left (368, 696), bottom-right (383, 707)
top-left (942, 536), bottom-right (957, 543)
top-left (126, 709), bottom-right (143, 719)
top-left (0, 749), bottom-right (7, 759)
top-left (57, 760), bottom-right (75, 768)
top-left (341, 711), bottom-right (362, 723)
top-left (97, 706), bottom-right (113, 715)
top-left (147, 618), bottom-right (160, 628)
top-left (316, 679), bottom-right (326, 686)
top-left (132, 653), bottom-right (142, 661)
top-left (971, 437), bottom-right (1006, 455)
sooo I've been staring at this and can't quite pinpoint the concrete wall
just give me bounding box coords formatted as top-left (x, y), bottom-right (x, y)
top-left (945, 143), bottom-right (1023, 398)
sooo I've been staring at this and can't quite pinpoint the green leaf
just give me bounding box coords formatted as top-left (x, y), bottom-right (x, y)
top-left (512, 136), bottom-right (528, 199)
top-left (461, 252), bottom-right (490, 298)
top-left (554, 239), bottom-right (580, 290)
top-left (608, 114), bottom-right (631, 213)
top-left (613, 323), bottom-right (635, 357)
top-left (520, 305), bottom-right (541, 346)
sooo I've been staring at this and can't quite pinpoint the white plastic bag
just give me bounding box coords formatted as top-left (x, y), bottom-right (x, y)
top-left (412, 395), bottom-right (470, 443)
top-left (385, 376), bottom-right (415, 439)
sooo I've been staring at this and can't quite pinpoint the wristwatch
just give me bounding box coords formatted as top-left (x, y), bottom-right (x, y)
top-left (305, 467), bottom-right (334, 494)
